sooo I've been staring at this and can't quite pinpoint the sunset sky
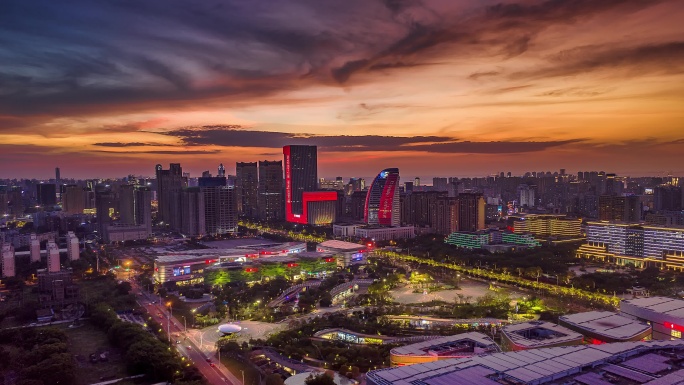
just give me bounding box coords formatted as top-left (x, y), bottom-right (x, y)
top-left (1, 0), bottom-right (684, 179)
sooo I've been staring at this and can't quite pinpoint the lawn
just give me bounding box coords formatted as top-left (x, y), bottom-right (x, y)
top-left (63, 323), bottom-right (130, 385)
top-left (221, 356), bottom-right (262, 385)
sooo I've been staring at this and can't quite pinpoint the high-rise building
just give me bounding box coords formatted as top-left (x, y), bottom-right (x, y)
top-left (1, 244), bottom-right (15, 278)
top-left (155, 163), bottom-right (187, 228)
top-left (218, 163), bottom-right (226, 177)
top-left (198, 175), bottom-right (227, 187)
top-left (119, 184), bottom-right (148, 226)
top-left (55, 167), bottom-right (60, 183)
top-left (30, 233), bottom-right (40, 263)
top-left (654, 185), bottom-right (682, 212)
top-left (283, 145), bottom-right (318, 223)
top-left (319, 178), bottom-right (344, 190)
top-left (258, 160), bottom-right (284, 221)
top-left (0, 190), bottom-right (8, 216)
top-left (518, 184), bottom-right (535, 207)
top-left (62, 185), bottom-right (87, 214)
top-left (414, 177), bottom-right (420, 187)
top-left (432, 177), bottom-right (448, 192)
top-left (350, 191), bottom-right (368, 220)
top-left (6, 187), bottom-right (23, 216)
top-left (457, 193), bottom-right (485, 232)
top-left (203, 186), bottom-right (237, 236)
top-left (345, 178), bottom-right (365, 196)
top-left (36, 183), bottom-right (57, 205)
top-left (180, 187), bottom-right (206, 237)
top-left (602, 173), bottom-right (623, 195)
top-left (431, 197), bottom-right (459, 235)
top-left (95, 188), bottom-right (118, 240)
top-left (598, 195), bottom-right (641, 223)
top-left (365, 168), bottom-right (400, 226)
top-left (401, 191), bottom-right (447, 227)
top-left (66, 231), bottom-right (79, 261)
top-left (236, 162), bottom-right (258, 218)
top-left (47, 240), bottom-right (60, 273)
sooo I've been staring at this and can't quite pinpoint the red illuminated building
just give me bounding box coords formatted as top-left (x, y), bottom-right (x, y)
top-left (365, 168), bottom-right (400, 226)
top-left (283, 145), bottom-right (318, 223)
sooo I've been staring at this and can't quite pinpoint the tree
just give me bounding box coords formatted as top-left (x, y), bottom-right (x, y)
top-left (319, 294), bottom-right (332, 308)
top-left (2, 276), bottom-right (25, 290)
top-left (265, 374), bottom-right (285, 385)
top-left (305, 373), bottom-right (336, 385)
top-left (115, 281), bottom-right (132, 295)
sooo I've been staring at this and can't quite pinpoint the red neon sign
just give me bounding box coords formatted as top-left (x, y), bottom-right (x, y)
top-left (287, 263), bottom-right (298, 268)
top-left (324, 257), bottom-right (335, 263)
top-left (244, 267), bottom-right (259, 273)
top-left (664, 322), bottom-right (684, 332)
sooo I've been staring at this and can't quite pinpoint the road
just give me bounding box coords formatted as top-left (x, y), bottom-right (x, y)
top-left (130, 279), bottom-right (241, 385)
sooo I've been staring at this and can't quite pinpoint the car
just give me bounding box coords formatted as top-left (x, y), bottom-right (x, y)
top-left (205, 358), bottom-right (211, 363)
top-left (210, 363), bottom-right (216, 367)
top-left (176, 340), bottom-right (181, 344)
top-left (186, 346), bottom-right (192, 350)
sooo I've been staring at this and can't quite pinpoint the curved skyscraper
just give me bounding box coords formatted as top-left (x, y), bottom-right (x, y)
top-left (365, 168), bottom-right (400, 226)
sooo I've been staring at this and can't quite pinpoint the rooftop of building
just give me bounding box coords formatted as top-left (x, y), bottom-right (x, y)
top-left (501, 321), bottom-right (583, 349)
top-left (154, 248), bottom-right (254, 264)
top-left (358, 225), bottom-right (415, 230)
top-left (390, 332), bottom-right (499, 358)
top-left (318, 240), bottom-right (366, 251)
top-left (202, 239), bottom-right (285, 249)
top-left (559, 311), bottom-right (651, 340)
top-left (621, 296), bottom-right (684, 319)
top-left (367, 340), bottom-right (684, 385)
top-left (257, 242), bottom-right (307, 253)
top-left (587, 221), bottom-right (684, 231)
top-left (508, 214), bottom-right (575, 220)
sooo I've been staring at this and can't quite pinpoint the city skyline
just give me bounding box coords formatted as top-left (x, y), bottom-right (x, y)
top-left (2, 0), bottom-right (684, 178)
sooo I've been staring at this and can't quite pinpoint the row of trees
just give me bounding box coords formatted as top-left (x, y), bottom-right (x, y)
top-left (89, 303), bottom-right (204, 384)
top-left (374, 249), bottom-right (620, 308)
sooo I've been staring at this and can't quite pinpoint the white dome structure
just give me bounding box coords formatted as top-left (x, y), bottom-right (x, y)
top-left (217, 324), bottom-right (242, 335)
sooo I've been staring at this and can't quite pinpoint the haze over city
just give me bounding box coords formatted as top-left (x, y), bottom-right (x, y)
top-left (2, 0), bottom-right (684, 179)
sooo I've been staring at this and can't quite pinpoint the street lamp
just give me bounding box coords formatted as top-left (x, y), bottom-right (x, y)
top-left (181, 315), bottom-right (187, 333)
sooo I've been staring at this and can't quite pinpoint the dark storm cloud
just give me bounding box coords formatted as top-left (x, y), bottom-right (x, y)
top-left (0, 0), bottom-right (671, 118)
top-left (161, 126), bottom-right (582, 153)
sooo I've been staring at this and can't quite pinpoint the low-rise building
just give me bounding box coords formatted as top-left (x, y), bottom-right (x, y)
top-left (367, 340), bottom-right (684, 385)
top-left (105, 224), bottom-right (150, 243)
top-left (445, 229), bottom-right (540, 250)
top-left (389, 332), bottom-right (500, 367)
top-left (354, 225), bottom-right (415, 241)
top-left (559, 311), bottom-right (652, 343)
top-left (317, 240), bottom-right (369, 268)
top-left (509, 214), bottom-right (582, 237)
top-left (621, 296), bottom-right (684, 340)
top-left (501, 320), bottom-right (583, 351)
